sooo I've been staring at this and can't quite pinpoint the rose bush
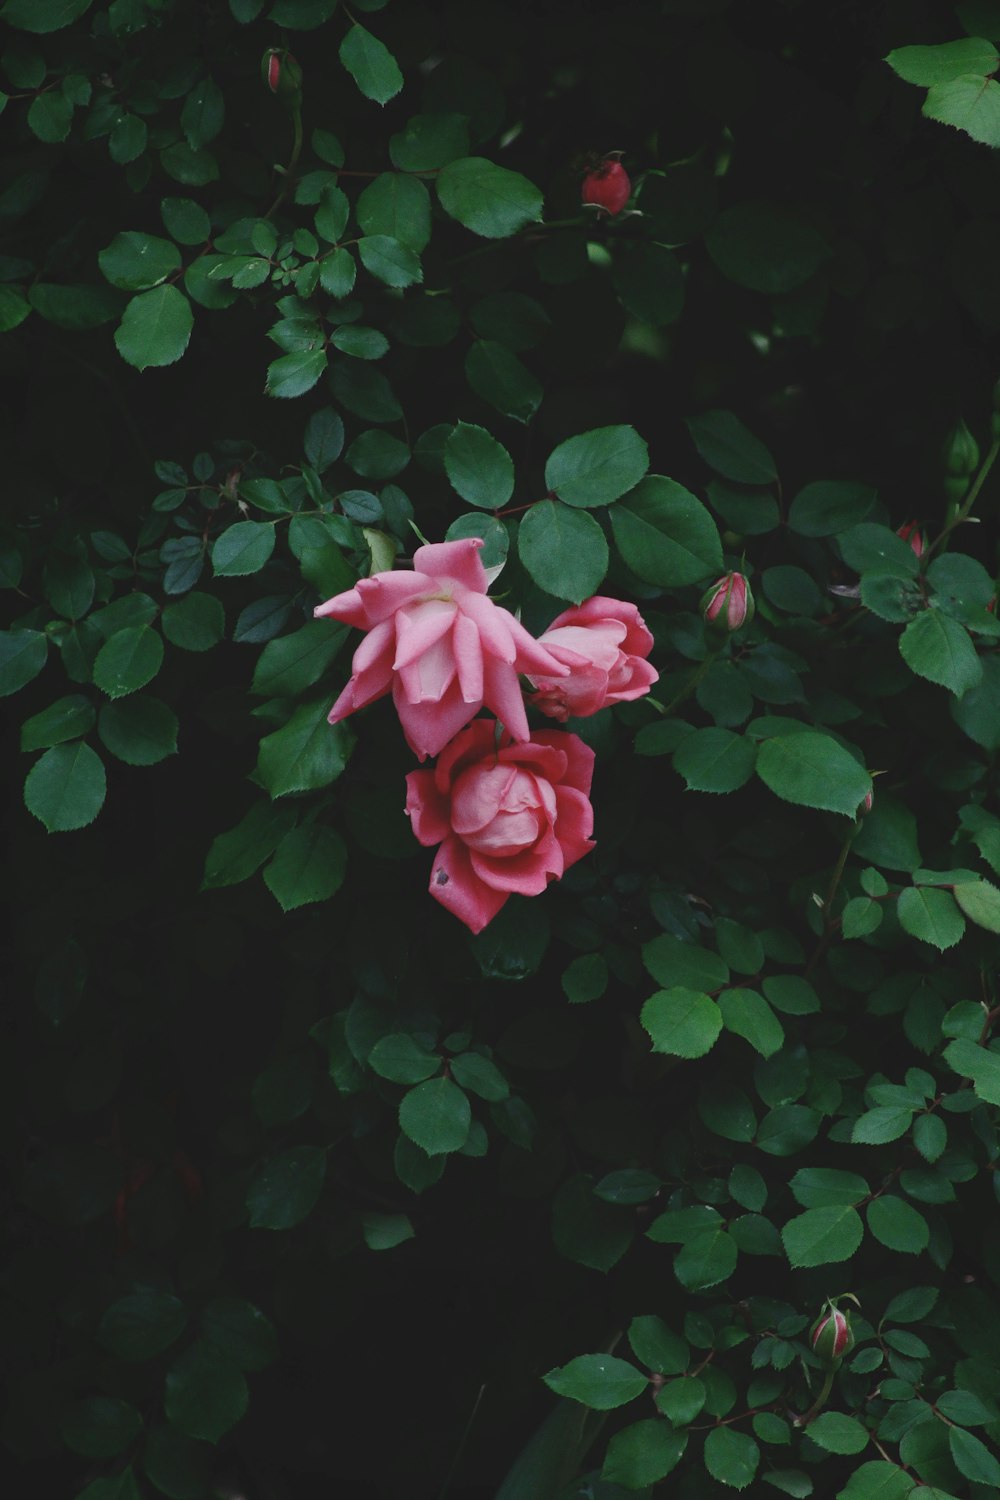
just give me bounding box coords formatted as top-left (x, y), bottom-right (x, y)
top-left (405, 720), bottom-right (595, 932)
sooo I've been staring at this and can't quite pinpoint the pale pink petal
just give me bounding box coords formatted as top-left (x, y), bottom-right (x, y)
top-left (413, 538), bottom-right (488, 594)
top-left (397, 632), bottom-right (457, 704)
top-left (606, 657), bottom-right (659, 703)
top-left (483, 655), bottom-right (530, 741)
top-left (353, 569), bottom-right (431, 624)
top-left (552, 784), bottom-right (596, 866)
top-left (451, 764), bottom-right (511, 835)
top-left (530, 664), bottom-right (609, 720)
top-left (394, 677), bottom-right (481, 761)
top-left (393, 599), bottom-right (458, 669)
top-left (327, 677), bottom-right (361, 724)
top-left (428, 835), bottom-right (508, 933)
top-left (503, 610), bottom-right (571, 676)
top-left (453, 612), bottom-right (484, 703)
top-left (470, 833), bottom-right (563, 894)
top-left (532, 730), bottom-right (595, 796)
top-left (539, 622), bottom-right (626, 670)
top-left (458, 592), bottom-right (518, 663)
top-left (497, 738), bottom-right (567, 784)
top-left (404, 771), bottom-right (452, 847)
top-left (314, 586), bottom-right (366, 627)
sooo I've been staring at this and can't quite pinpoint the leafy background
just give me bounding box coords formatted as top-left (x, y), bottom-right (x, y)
top-left (3, 0), bottom-right (1000, 1497)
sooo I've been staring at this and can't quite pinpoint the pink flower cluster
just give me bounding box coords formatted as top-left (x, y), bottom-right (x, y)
top-left (315, 537), bottom-right (658, 933)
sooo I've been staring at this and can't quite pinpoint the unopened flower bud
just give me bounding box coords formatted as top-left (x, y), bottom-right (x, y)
top-left (860, 787), bottom-right (874, 816)
top-left (942, 418), bottom-right (979, 478)
top-left (896, 521), bottom-right (925, 558)
top-left (262, 47), bottom-right (302, 105)
top-left (810, 1302), bottom-right (854, 1368)
top-left (701, 572), bottom-right (754, 632)
top-left (582, 156), bottom-right (631, 216)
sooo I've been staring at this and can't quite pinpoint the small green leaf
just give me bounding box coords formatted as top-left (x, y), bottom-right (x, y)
top-left (897, 885), bottom-right (966, 950)
top-left (265, 349), bottom-right (328, 398)
top-left (161, 592), bottom-right (225, 651)
top-left (256, 700), bottom-right (352, 797)
top-left (1, 0), bottom-right (93, 31)
top-left (900, 609), bottom-right (982, 696)
top-left (115, 286), bottom-right (193, 370)
top-left (339, 23), bottom-right (403, 105)
top-left (674, 728), bottom-right (756, 794)
top-left (628, 1314), bottom-right (689, 1375)
top-left (246, 1144), bottom-right (327, 1229)
top-left (943, 1037), bottom-right (1000, 1105)
top-left (518, 501), bottom-right (608, 605)
top-left (756, 731), bottom-right (871, 817)
top-left (673, 1225), bottom-right (738, 1290)
top-left (99, 696), bottom-right (178, 765)
top-left (602, 1419), bottom-right (687, 1487)
top-left (24, 741), bottom-right (106, 832)
top-left (202, 802), bottom-right (297, 889)
top-left (99, 1289), bottom-right (188, 1362)
top-left (212, 521), bottom-right (276, 577)
top-left (781, 1205), bottom-right (864, 1267)
top-left (201, 1298), bottom-right (278, 1371)
top-left (358, 235), bottom-right (422, 288)
top-left (444, 422), bottom-right (514, 510)
top-left (165, 1340), bottom-right (248, 1442)
top-left (252, 620), bottom-right (346, 698)
top-left (60, 1397), bottom-right (142, 1458)
top-left (398, 1077), bottom-right (471, 1155)
top-left (0, 628), bottom-right (47, 696)
top-left (263, 824), bottom-right (347, 910)
top-left (886, 37), bottom-right (999, 85)
top-left (953, 877), bottom-right (1000, 932)
top-left (835, 1461), bottom-right (914, 1500)
top-left (687, 410), bottom-right (777, 485)
top-left (948, 1425), bottom-right (1000, 1486)
top-left (368, 1033), bottom-right (440, 1085)
top-left (787, 481), bottom-right (876, 537)
top-left (719, 989), bottom-right (785, 1057)
top-left (545, 425), bottom-right (649, 509)
top-left (437, 156), bottom-right (543, 239)
top-left (807, 1412), bottom-right (870, 1456)
top-left (20, 695), bottom-right (95, 751)
top-left (866, 1196), bottom-right (929, 1254)
top-left (641, 987), bottom-right (723, 1059)
top-left (542, 1354), bottom-right (648, 1410)
top-left (851, 1106), bottom-right (915, 1145)
top-left (465, 340), bottom-right (542, 422)
top-left (611, 475), bottom-right (723, 586)
top-left (93, 625), bottom-right (164, 698)
top-left (389, 113), bottom-right (469, 171)
top-left (99, 231), bottom-right (181, 291)
top-left (789, 1168), bottom-right (868, 1208)
top-left (704, 1426), bottom-right (760, 1490)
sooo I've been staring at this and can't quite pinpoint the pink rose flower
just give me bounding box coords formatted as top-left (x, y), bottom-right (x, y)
top-left (527, 595), bottom-right (658, 722)
top-left (314, 538), bottom-right (568, 761)
top-left (405, 720), bottom-right (596, 933)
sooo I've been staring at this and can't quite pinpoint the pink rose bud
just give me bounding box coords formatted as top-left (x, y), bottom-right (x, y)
top-left (582, 158), bottom-right (631, 216)
top-left (314, 538), bottom-right (569, 762)
top-left (896, 521), bottom-right (925, 558)
top-left (405, 721), bottom-right (595, 933)
top-left (809, 1303), bottom-right (854, 1368)
top-left (860, 788), bottom-right (874, 815)
top-left (262, 47), bottom-right (302, 102)
top-left (701, 572), bottom-right (754, 632)
top-left (527, 596), bottom-right (659, 722)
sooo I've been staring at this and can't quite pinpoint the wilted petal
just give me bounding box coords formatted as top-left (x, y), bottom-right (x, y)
top-left (428, 835), bottom-right (508, 934)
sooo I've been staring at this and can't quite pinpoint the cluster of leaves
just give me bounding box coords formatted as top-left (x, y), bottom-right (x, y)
top-left (4, 1), bottom-right (1000, 1498)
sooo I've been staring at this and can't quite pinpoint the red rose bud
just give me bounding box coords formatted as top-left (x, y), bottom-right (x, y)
top-left (942, 418), bottom-right (979, 478)
top-left (701, 572), bottom-right (754, 632)
top-left (896, 521), bottom-right (925, 558)
top-left (860, 788), bottom-right (874, 815)
top-left (262, 48), bottom-right (303, 103)
top-left (582, 159), bottom-right (631, 216)
top-left (809, 1304), bottom-right (854, 1367)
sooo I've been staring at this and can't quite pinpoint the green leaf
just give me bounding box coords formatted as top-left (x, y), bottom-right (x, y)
top-left (706, 201), bottom-right (829, 294)
top-left (212, 521), bottom-right (276, 576)
top-left (332, 325), bottom-right (389, 359)
top-left (867, 1196), bottom-right (929, 1254)
top-left (704, 1426), bottom-right (760, 1490)
top-left (319, 248), bottom-right (356, 298)
top-left (60, 1397), bottom-right (142, 1458)
top-left (29, 282), bottom-right (121, 329)
top-left (602, 1419), bottom-right (687, 1487)
top-left (673, 1225), bottom-right (738, 1289)
top-left (897, 886), bottom-right (966, 950)
top-left (369, 1034), bottom-right (441, 1084)
top-left (142, 1427), bottom-right (213, 1500)
top-left (246, 1144), bottom-right (327, 1229)
top-left (450, 1052), bottom-right (509, 1101)
top-left (943, 1037), bottom-right (1000, 1103)
top-left (687, 411), bottom-right (777, 485)
top-left (161, 592), bottom-right (224, 651)
top-left (201, 1298), bottom-right (278, 1371)
top-left (252, 620), bottom-right (346, 698)
top-left (657, 1376), bottom-right (706, 1425)
top-left (719, 989), bottom-right (785, 1057)
top-left (787, 481), bottom-right (876, 537)
top-left (673, 728), bottom-right (756, 793)
top-left (948, 1425), bottom-right (1000, 1486)
top-left (27, 90), bottom-right (73, 142)
top-left (99, 1288), bottom-right (188, 1362)
top-left (100, 231), bottom-right (181, 291)
top-left (593, 1168), bottom-right (661, 1205)
top-left (263, 824), bottom-right (347, 910)
top-left (756, 731), bottom-right (870, 816)
top-left (886, 38), bottom-right (999, 85)
top-left (611, 475), bottom-right (723, 586)
top-left (545, 425), bottom-right (649, 509)
top-left (789, 1168), bottom-right (868, 1208)
top-left (953, 877), bottom-right (1000, 931)
top-left (781, 1205), bottom-right (864, 1266)
top-left (643, 935), bottom-right (728, 992)
top-left (612, 241), bottom-right (684, 325)
top-left (398, 1077), bottom-right (471, 1155)
top-left (24, 742), bottom-right (106, 831)
top-left (256, 699), bottom-right (352, 797)
top-left (551, 1173), bottom-right (633, 1271)
top-left (0, 628), bottom-right (48, 695)
top-left (181, 77), bottom-right (224, 150)
top-left (346, 430), bottom-right (409, 480)
top-left (444, 422), bottom-right (514, 510)
top-left (363, 1212), bottom-right (414, 1250)
top-left (641, 987), bottom-right (723, 1059)
top-left (390, 113), bottom-right (470, 171)
top-left (357, 172), bottom-right (431, 252)
top-left (161, 196), bottom-right (210, 245)
top-left (1, 0), bottom-right (93, 31)
top-left (465, 340), bottom-right (542, 422)
top-left (265, 349), bottom-right (328, 398)
top-left (304, 407), bottom-right (346, 471)
top-left (437, 157), bottom-right (543, 239)
top-left (93, 624), bottom-right (163, 698)
top-left (543, 1354), bottom-right (648, 1410)
top-left (518, 502), bottom-right (608, 605)
top-left (900, 610), bottom-right (982, 695)
top-left (628, 1315), bottom-right (689, 1375)
top-left (165, 1341), bottom-right (248, 1442)
top-left (912, 1112), bottom-right (946, 1162)
top-left (839, 523), bottom-right (920, 578)
top-left (807, 1413), bottom-right (870, 1456)
top-left (358, 235), bottom-right (422, 288)
top-left (851, 1107), bottom-right (914, 1145)
top-left (21, 694), bottom-right (95, 751)
top-left (0, 284), bottom-right (29, 330)
top-left (202, 801), bottom-right (297, 889)
top-left (99, 696), bottom-right (178, 765)
top-left (561, 952), bottom-right (609, 1004)
top-left (115, 286), bottom-right (193, 370)
top-left (835, 1462), bottom-right (914, 1500)
top-left (339, 23), bottom-right (403, 105)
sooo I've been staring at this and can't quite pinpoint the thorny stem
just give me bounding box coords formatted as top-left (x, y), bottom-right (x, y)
top-left (925, 436), bottom-right (1000, 561)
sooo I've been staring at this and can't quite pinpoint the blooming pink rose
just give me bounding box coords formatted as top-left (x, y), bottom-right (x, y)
top-left (527, 595), bottom-right (658, 722)
top-left (405, 720), bottom-right (596, 933)
top-left (314, 538), bottom-right (568, 761)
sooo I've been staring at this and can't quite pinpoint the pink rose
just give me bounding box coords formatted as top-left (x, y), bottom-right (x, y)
top-left (405, 720), bottom-right (596, 933)
top-left (527, 595), bottom-right (658, 722)
top-left (314, 538), bottom-right (568, 761)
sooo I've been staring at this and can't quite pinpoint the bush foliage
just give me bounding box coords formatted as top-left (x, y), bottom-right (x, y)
top-left (4, 1), bottom-right (1000, 1497)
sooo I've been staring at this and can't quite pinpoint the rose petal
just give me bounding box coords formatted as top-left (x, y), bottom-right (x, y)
top-left (435, 719), bottom-right (496, 791)
top-left (539, 622), bottom-right (627, 670)
top-left (393, 598), bottom-right (458, 669)
top-left (404, 770), bottom-right (451, 847)
top-left (532, 730), bottom-right (595, 796)
top-left (394, 677), bottom-right (481, 761)
top-left (398, 632), bottom-right (458, 704)
top-left (453, 611), bottom-right (484, 703)
top-left (552, 784), bottom-right (596, 867)
top-left (353, 569), bottom-right (432, 624)
top-left (483, 655), bottom-right (530, 741)
top-left (458, 592), bottom-right (518, 664)
top-left (428, 835), bottom-right (508, 934)
top-left (413, 537), bottom-right (488, 595)
top-left (470, 831), bottom-right (563, 894)
top-left (314, 585), bottom-right (366, 628)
